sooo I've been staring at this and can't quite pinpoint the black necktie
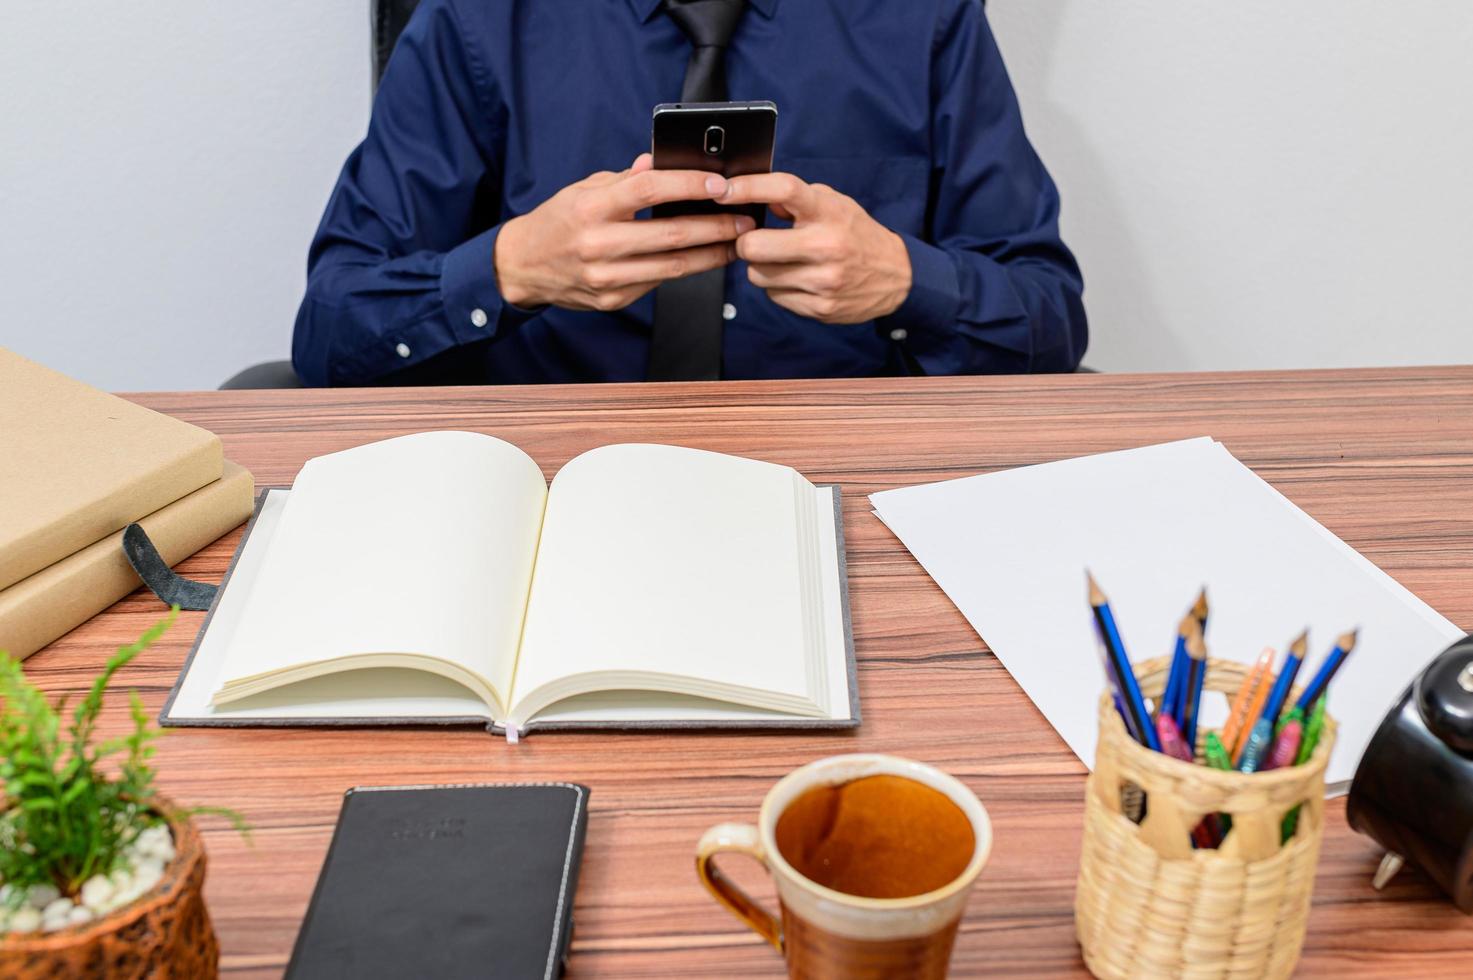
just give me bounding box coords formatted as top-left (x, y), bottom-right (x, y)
top-left (647, 0), bottom-right (747, 382)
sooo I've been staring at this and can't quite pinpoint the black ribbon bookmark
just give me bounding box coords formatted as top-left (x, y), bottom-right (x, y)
top-left (121, 523), bottom-right (218, 611)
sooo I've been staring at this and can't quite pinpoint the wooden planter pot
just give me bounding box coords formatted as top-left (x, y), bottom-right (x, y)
top-left (0, 805), bottom-right (219, 979)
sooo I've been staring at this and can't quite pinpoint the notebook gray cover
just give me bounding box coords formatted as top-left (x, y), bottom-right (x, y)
top-left (160, 486), bottom-right (860, 734)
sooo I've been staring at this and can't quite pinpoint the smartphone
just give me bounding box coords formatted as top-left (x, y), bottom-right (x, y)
top-left (651, 100), bottom-right (777, 225)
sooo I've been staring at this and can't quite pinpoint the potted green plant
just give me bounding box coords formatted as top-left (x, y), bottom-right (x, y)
top-left (0, 610), bottom-right (244, 977)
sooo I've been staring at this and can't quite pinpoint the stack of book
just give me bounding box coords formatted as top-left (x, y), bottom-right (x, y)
top-left (0, 347), bottom-right (254, 659)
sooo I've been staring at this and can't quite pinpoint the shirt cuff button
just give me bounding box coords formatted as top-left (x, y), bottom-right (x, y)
top-left (721, 303), bottom-right (737, 321)
top-left (889, 328), bottom-right (908, 342)
top-left (395, 342), bottom-right (412, 358)
top-left (470, 308), bottom-right (489, 328)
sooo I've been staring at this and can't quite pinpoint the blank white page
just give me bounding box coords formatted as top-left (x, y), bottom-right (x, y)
top-left (871, 438), bottom-right (1464, 787)
top-left (167, 491), bottom-right (492, 723)
top-left (217, 431), bottom-right (547, 708)
top-left (510, 444), bottom-right (814, 721)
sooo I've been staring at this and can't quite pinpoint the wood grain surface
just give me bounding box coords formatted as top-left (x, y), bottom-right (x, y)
top-left (19, 367), bottom-right (1473, 977)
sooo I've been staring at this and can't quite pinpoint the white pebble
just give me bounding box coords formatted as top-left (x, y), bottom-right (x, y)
top-left (79, 875), bottom-right (114, 909)
top-left (42, 897), bottom-right (73, 920)
top-left (110, 884), bottom-right (145, 910)
top-left (9, 906), bottom-right (42, 933)
top-left (136, 836), bottom-right (174, 863)
top-left (136, 825), bottom-right (171, 853)
top-left (67, 905), bottom-right (94, 926)
top-left (27, 883), bottom-right (60, 909)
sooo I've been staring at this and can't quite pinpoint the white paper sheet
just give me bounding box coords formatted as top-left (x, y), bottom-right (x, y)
top-left (870, 438), bottom-right (1465, 789)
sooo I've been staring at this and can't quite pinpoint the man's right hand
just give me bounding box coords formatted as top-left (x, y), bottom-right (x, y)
top-left (493, 153), bottom-right (750, 312)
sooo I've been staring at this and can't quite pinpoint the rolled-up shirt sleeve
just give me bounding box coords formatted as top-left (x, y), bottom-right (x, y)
top-left (292, 0), bottom-right (527, 386)
top-left (879, 1), bottom-right (1087, 375)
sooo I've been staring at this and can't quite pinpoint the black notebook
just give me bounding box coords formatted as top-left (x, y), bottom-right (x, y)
top-left (287, 783), bottom-right (589, 980)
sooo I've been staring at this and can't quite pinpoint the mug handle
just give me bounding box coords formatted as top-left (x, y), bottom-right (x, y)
top-left (696, 822), bottom-right (782, 950)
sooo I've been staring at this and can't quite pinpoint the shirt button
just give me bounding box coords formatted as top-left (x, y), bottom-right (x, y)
top-left (889, 328), bottom-right (908, 342)
top-left (395, 342), bottom-right (412, 358)
top-left (470, 308), bottom-right (488, 328)
top-left (722, 303), bottom-right (737, 321)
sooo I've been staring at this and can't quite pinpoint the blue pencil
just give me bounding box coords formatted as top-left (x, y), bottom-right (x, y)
top-left (1179, 616), bottom-right (1208, 751)
top-left (1175, 587), bottom-right (1208, 723)
top-left (1159, 631), bottom-right (1187, 723)
top-left (1087, 572), bottom-right (1160, 751)
top-left (1261, 629), bottom-right (1308, 727)
top-left (1294, 629), bottom-right (1358, 713)
top-left (1238, 629), bottom-right (1308, 772)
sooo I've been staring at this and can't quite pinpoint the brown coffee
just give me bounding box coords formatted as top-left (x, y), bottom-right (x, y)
top-left (774, 774), bottom-right (975, 899)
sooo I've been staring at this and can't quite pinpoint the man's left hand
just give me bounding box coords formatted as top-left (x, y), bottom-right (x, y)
top-left (718, 174), bottom-right (912, 324)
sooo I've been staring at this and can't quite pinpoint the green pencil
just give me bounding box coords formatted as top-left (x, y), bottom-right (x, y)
top-left (1295, 697), bottom-right (1328, 766)
top-left (1204, 731), bottom-right (1234, 843)
top-left (1204, 731), bottom-right (1233, 770)
top-left (1283, 699), bottom-right (1330, 841)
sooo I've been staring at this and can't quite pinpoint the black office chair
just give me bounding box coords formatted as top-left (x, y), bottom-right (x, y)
top-left (221, 1), bottom-right (421, 389)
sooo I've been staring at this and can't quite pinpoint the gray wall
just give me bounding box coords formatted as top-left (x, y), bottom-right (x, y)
top-left (0, 2), bottom-right (369, 390)
top-left (1, 1), bottom-right (1468, 389)
top-left (989, 1), bottom-right (1473, 372)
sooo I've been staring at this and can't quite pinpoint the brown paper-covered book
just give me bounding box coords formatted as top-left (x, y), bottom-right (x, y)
top-left (0, 347), bottom-right (223, 591)
top-left (0, 462), bottom-right (255, 660)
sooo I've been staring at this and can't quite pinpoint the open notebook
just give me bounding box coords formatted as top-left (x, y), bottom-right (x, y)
top-left (162, 432), bottom-right (857, 737)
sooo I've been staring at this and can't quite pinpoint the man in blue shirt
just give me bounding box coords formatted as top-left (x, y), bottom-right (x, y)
top-left (293, 0), bottom-right (1086, 386)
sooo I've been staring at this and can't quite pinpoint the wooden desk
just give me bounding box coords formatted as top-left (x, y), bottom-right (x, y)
top-left (22, 368), bottom-right (1473, 976)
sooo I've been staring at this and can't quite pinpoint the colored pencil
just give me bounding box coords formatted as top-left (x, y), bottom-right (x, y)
top-left (1282, 699), bottom-right (1329, 841)
top-left (1294, 629), bottom-right (1358, 713)
top-left (1179, 616), bottom-right (1208, 752)
top-left (1274, 704), bottom-right (1305, 737)
top-left (1191, 586), bottom-right (1209, 632)
top-left (1204, 731), bottom-right (1235, 844)
top-left (1168, 587), bottom-right (1207, 723)
top-left (1204, 731), bottom-right (1233, 771)
top-left (1238, 630), bottom-right (1308, 772)
top-left (1261, 630), bottom-right (1308, 727)
top-left (1295, 696), bottom-right (1329, 766)
top-left (1264, 715), bottom-right (1304, 770)
top-left (1236, 723), bottom-right (1272, 772)
top-left (1222, 647), bottom-right (1275, 757)
top-left (1156, 703), bottom-right (1214, 848)
top-left (1158, 630), bottom-right (1188, 723)
top-left (1156, 714), bottom-right (1194, 762)
top-left (1087, 572), bottom-right (1160, 750)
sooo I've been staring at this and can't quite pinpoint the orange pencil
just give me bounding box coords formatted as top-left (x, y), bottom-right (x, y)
top-left (1222, 646), bottom-right (1275, 758)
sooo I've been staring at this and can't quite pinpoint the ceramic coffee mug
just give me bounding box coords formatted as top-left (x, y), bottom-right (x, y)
top-left (696, 754), bottom-right (992, 979)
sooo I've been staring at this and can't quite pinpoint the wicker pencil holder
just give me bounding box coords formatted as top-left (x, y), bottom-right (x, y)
top-left (1075, 656), bottom-right (1336, 980)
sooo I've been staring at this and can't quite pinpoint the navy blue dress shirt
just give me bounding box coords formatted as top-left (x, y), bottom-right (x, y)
top-left (293, 0), bottom-right (1086, 386)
